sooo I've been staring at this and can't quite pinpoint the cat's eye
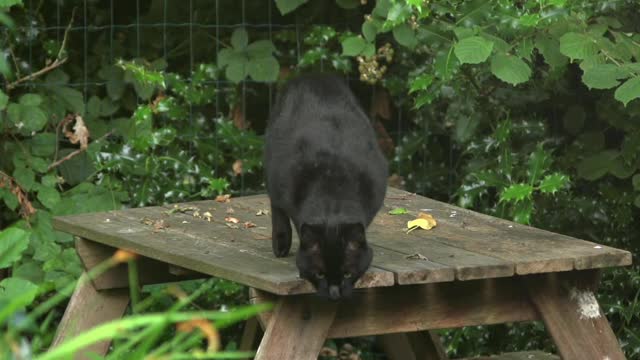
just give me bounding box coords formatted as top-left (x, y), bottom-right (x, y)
top-left (343, 273), bottom-right (352, 279)
top-left (315, 273), bottom-right (325, 279)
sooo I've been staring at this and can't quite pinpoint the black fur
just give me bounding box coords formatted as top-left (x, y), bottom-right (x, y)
top-left (264, 74), bottom-right (388, 300)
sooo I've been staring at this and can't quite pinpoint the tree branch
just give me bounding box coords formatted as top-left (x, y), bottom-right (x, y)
top-left (47, 131), bottom-right (113, 171)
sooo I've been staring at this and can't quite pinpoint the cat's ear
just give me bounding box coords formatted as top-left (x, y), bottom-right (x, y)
top-left (300, 223), bottom-right (321, 252)
top-left (343, 223), bottom-right (366, 251)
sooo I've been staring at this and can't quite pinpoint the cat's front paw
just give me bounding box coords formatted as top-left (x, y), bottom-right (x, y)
top-left (272, 231), bottom-right (292, 257)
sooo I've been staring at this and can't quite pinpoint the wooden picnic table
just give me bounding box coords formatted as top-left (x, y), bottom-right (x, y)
top-left (52, 187), bottom-right (632, 360)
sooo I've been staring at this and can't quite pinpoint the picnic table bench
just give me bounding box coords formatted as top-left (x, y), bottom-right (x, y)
top-left (51, 187), bottom-right (632, 360)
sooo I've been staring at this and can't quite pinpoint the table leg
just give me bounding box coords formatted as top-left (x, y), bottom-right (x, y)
top-left (525, 272), bottom-right (626, 360)
top-left (51, 272), bottom-right (130, 359)
top-left (239, 317), bottom-right (263, 354)
top-left (254, 295), bottom-right (337, 360)
top-left (380, 331), bottom-right (448, 360)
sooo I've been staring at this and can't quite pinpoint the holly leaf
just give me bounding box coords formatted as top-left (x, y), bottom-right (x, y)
top-left (490, 54), bottom-right (531, 85)
top-left (409, 74), bottom-right (433, 94)
top-left (614, 77), bottom-right (640, 106)
top-left (454, 36), bottom-right (494, 64)
top-left (539, 173), bottom-right (569, 194)
top-left (0, 227), bottom-right (30, 268)
top-left (500, 184), bottom-right (534, 202)
top-left (512, 200), bottom-right (533, 224)
top-left (528, 144), bottom-right (552, 184)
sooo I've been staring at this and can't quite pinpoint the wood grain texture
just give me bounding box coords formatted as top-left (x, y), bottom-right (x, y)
top-left (53, 189), bottom-right (631, 295)
top-left (254, 296), bottom-right (337, 360)
top-left (75, 237), bottom-right (205, 290)
top-left (51, 273), bottom-right (129, 359)
top-left (526, 272), bottom-right (626, 360)
top-left (459, 351), bottom-right (559, 360)
top-left (251, 278), bottom-right (538, 339)
top-left (380, 331), bottom-right (448, 360)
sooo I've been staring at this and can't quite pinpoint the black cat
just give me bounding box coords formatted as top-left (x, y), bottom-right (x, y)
top-left (264, 74), bottom-right (388, 300)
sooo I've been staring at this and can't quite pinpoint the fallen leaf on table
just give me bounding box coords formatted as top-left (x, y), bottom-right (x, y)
top-left (226, 207), bottom-right (235, 214)
top-left (203, 211), bottom-right (213, 222)
top-left (243, 221), bottom-right (256, 228)
top-left (406, 212), bottom-right (437, 233)
top-left (225, 223), bottom-right (239, 229)
top-left (388, 207), bottom-right (408, 215)
top-left (165, 205), bottom-right (199, 215)
top-left (215, 194), bottom-right (231, 203)
top-left (225, 216), bottom-right (239, 224)
top-left (256, 209), bottom-right (269, 216)
top-left (405, 253), bottom-right (429, 261)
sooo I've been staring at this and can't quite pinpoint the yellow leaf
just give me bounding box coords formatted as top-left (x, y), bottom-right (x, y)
top-left (406, 212), bottom-right (437, 233)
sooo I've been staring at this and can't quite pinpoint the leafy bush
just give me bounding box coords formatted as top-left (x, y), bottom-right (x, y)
top-left (1, 0), bottom-right (639, 358)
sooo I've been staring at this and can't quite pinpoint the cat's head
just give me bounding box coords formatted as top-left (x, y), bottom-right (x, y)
top-left (296, 223), bottom-right (372, 300)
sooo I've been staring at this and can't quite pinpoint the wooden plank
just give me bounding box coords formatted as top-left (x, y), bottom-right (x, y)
top-left (51, 273), bottom-right (129, 359)
top-left (229, 196), bottom-right (455, 285)
top-left (75, 237), bottom-right (206, 290)
top-left (254, 295), bottom-right (337, 360)
top-left (380, 331), bottom-right (448, 360)
top-left (525, 272), bottom-right (626, 360)
top-left (239, 317), bottom-right (262, 356)
top-left (383, 187), bottom-right (631, 275)
top-left (252, 277), bottom-right (538, 339)
top-left (459, 351), bottom-right (559, 360)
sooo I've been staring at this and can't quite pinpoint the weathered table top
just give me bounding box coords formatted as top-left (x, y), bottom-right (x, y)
top-left (53, 187), bottom-right (632, 295)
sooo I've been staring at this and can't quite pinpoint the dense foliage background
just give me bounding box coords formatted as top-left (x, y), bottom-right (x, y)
top-left (1, 0), bottom-right (639, 358)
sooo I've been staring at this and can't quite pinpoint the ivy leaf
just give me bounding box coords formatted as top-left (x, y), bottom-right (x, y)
top-left (0, 227), bottom-right (30, 268)
top-left (248, 56), bottom-right (280, 82)
top-left (500, 184), bottom-right (534, 202)
top-left (388, 207), bottom-right (408, 215)
top-left (230, 28), bottom-right (249, 50)
top-left (454, 36), bottom-right (493, 64)
top-left (559, 32), bottom-right (598, 60)
top-left (275, 0), bottom-right (308, 15)
top-left (341, 36), bottom-right (367, 56)
top-left (614, 77), bottom-right (640, 106)
top-left (38, 186), bottom-right (61, 209)
top-left (539, 173), bottom-right (569, 194)
top-left (576, 150), bottom-right (618, 180)
top-left (392, 24), bottom-right (417, 49)
top-left (490, 54), bottom-right (531, 85)
top-left (582, 64), bottom-right (627, 89)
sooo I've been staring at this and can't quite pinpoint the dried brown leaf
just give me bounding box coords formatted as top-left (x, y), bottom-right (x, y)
top-left (215, 194), bottom-right (231, 203)
top-left (226, 207), bottom-right (235, 214)
top-left (225, 216), bottom-right (239, 224)
top-left (243, 221), bottom-right (256, 228)
top-left (64, 115), bottom-right (90, 150)
top-left (256, 209), bottom-right (269, 216)
top-left (232, 159), bottom-right (243, 176)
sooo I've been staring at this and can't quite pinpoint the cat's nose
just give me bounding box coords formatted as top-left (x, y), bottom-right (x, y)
top-left (328, 285), bottom-right (341, 300)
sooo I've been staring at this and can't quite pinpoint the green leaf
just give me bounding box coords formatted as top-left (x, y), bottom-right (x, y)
top-left (538, 173), bottom-right (569, 194)
top-left (434, 47), bottom-right (458, 81)
top-left (29, 132), bottom-right (57, 157)
top-left (0, 0), bottom-right (22, 8)
top-left (576, 150), bottom-right (618, 180)
top-left (362, 20), bottom-right (379, 43)
top-left (275, 0), bottom-right (308, 15)
top-left (512, 200), bottom-right (533, 224)
top-left (231, 28), bottom-right (249, 49)
top-left (392, 24), bottom-right (417, 49)
top-left (517, 38), bottom-right (534, 61)
top-left (635, 195), bottom-right (640, 208)
top-left (454, 36), bottom-right (494, 64)
top-left (614, 77), bottom-right (640, 106)
top-left (341, 36), bottom-right (367, 56)
top-left (559, 32), bottom-right (598, 60)
top-left (388, 207), bottom-right (408, 215)
top-left (225, 60), bottom-right (248, 83)
top-left (246, 40), bottom-right (277, 58)
top-left (500, 184), bottom-right (534, 202)
top-left (0, 90), bottom-right (8, 110)
top-left (609, 158), bottom-right (635, 179)
top-left (519, 14), bottom-right (540, 27)
top-left (13, 260), bottom-right (45, 284)
top-left (409, 74), bottom-right (433, 94)
top-left (13, 166), bottom-right (35, 191)
top-left (0, 227), bottom-right (30, 268)
top-left (535, 36), bottom-right (568, 68)
top-left (633, 174), bottom-right (640, 190)
top-left (0, 278), bottom-right (38, 311)
top-left (217, 48), bottom-right (236, 67)
top-left (19, 93), bottom-right (42, 106)
top-left (248, 56), bottom-right (280, 83)
top-left (490, 54), bottom-right (531, 85)
top-left (21, 105), bottom-right (48, 132)
top-left (582, 64), bottom-right (627, 89)
top-left (38, 186), bottom-right (61, 209)
top-left (528, 144), bottom-right (552, 184)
